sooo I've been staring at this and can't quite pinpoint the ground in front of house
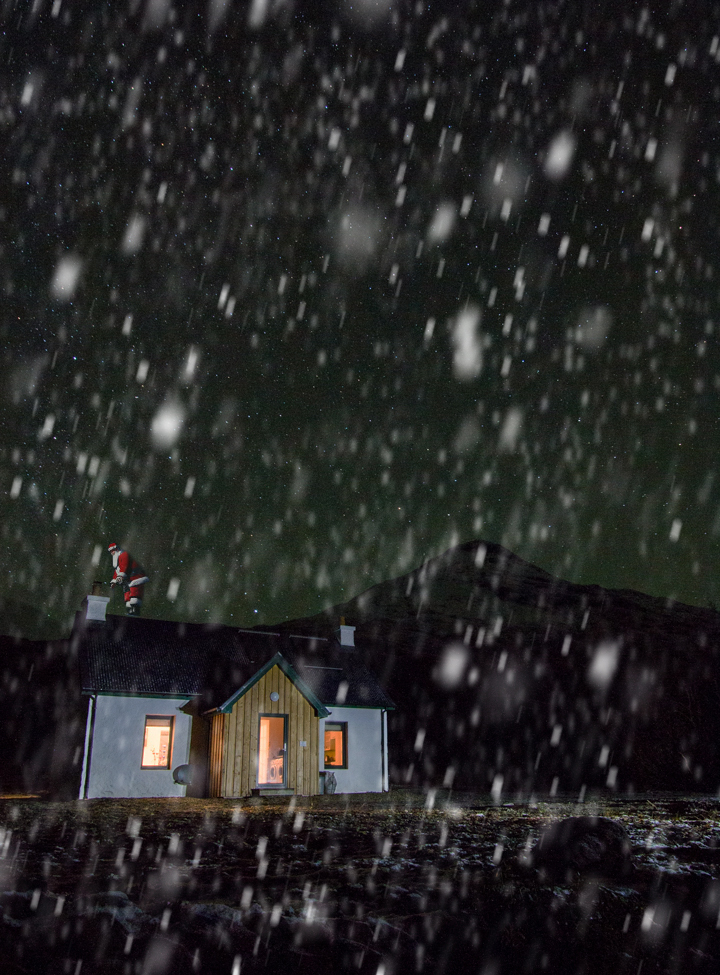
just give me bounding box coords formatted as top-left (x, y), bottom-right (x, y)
top-left (0, 791), bottom-right (719, 974)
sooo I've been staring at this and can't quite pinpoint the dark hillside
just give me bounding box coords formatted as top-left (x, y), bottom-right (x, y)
top-left (0, 634), bottom-right (86, 798)
top-left (271, 540), bottom-right (720, 797)
top-left (0, 593), bottom-right (67, 641)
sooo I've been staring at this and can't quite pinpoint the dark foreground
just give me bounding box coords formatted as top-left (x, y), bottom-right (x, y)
top-left (1, 790), bottom-right (719, 975)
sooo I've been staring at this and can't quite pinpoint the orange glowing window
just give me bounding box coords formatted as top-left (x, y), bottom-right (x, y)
top-left (141, 716), bottom-right (173, 769)
top-left (324, 723), bottom-right (347, 768)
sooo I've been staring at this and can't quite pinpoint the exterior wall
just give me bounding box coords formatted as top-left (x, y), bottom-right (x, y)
top-left (320, 708), bottom-right (387, 794)
top-left (187, 714), bottom-right (210, 798)
top-left (86, 695), bottom-right (192, 798)
top-left (221, 664), bottom-right (320, 797)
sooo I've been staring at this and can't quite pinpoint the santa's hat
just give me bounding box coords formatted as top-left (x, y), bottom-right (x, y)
top-left (108, 542), bottom-right (119, 553)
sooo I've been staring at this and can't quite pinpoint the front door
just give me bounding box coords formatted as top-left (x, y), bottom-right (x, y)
top-left (258, 715), bottom-right (287, 787)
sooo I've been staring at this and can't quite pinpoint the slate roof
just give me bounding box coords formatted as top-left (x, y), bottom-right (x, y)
top-left (76, 612), bottom-right (275, 702)
top-left (74, 612), bottom-right (394, 711)
top-left (287, 647), bottom-right (395, 710)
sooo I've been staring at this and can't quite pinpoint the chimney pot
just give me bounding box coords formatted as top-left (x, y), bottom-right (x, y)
top-left (86, 593), bottom-right (110, 623)
top-left (338, 623), bottom-right (355, 648)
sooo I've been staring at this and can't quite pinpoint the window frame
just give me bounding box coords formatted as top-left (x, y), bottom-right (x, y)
top-left (323, 721), bottom-right (348, 770)
top-left (256, 713), bottom-right (288, 788)
top-left (140, 715), bottom-right (175, 770)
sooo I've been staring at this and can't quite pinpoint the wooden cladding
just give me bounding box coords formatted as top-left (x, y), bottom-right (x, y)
top-left (208, 712), bottom-right (226, 798)
top-left (218, 664), bottom-right (320, 797)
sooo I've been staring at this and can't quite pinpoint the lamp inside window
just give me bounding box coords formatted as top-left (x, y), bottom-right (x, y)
top-left (141, 716), bottom-right (174, 769)
top-left (324, 722), bottom-right (347, 768)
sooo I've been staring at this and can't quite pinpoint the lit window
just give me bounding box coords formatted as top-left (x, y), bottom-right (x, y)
top-left (141, 716), bottom-right (173, 769)
top-left (324, 722), bottom-right (347, 769)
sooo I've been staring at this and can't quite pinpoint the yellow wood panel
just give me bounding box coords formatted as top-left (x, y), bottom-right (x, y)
top-left (301, 683), bottom-right (309, 789)
top-left (313, 711), bottom-right (319, 791)
top-left (264, 669), bottom-right (272, 705)
top-left (244, 688), bottom-right (253, 795)
top-left (247, 687), bottom-right (254, 793)
top-left (232, 702), bottom-right (242, 796)
top-left (209, 713), bottom-right (225, 798)
top-left (298, 697), bottom-right (306, 794)
top-left (249, 679), bottom-right (259, 791)
top-left (240, 692), bottom-right (251, 797)
top-left (231, 701), bottom-right (240, 797)
top-left (210, 727), bottom-right (214, 796)
top-left (309, 703), bottom-right (318, 794)
top-left (294, 702), bottom-right (300, 795)
top-left (218, 713), bottom-right (227, 796)
top-left (236, 704), bottom-right (244, 781)
top-left (264, 670), bottom-right (272, 703)
top-left (242, 684), bottom-right (252, 796)
top-left (297, 697), bottom-right (305, 794)
top-left (211, 716), bottom-right (219, 797)
top-left (244, 693), bottom-right (251, 794)
top-left (208, 716), bottom-right (217, 797)
top-left (222, 663), bottom-right (322, 797)
top-left (225, 699), bottom-right (237, 798)
top-left (289, 675), bottom-right (298, 791)
top-left (306, 698), bottom-right (313, 793)
top-left (221, 709), bottom-right (231, 797)
top-left (297, 679), bottom-right (304, 792)
top-left (305, 698), bottom-right (315, 794)
top-left (216, 715), bottom-right (224, 797)
top-left (278, 665), bottom-right (286, 716)
top-left (232, 696), bottom-right (243, 797)
top-left (269, 666), bottom-right (276, 706)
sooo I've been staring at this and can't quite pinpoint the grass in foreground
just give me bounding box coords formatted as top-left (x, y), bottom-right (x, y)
top-left (0, 790), bottom-right (719, 974)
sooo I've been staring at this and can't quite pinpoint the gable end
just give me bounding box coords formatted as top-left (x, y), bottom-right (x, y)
top-left (213, 652), bottom-right (330, 718)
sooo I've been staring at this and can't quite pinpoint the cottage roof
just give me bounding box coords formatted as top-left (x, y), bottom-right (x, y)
top-left (76, 612), bottom-right (259, 700)
top-left (288, 646), bottom-right (395, 710)
top-left (74, 613), bottom-right (394, 711)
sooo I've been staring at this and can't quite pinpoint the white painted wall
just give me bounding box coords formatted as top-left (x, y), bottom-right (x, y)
top-left (86, 695), bottom-right (192, 798)
top-left (319, 708), bottom-right (387, 794)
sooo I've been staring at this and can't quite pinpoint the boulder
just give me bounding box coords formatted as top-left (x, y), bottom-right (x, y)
top-left (527, 816), bottom-right (634, 883)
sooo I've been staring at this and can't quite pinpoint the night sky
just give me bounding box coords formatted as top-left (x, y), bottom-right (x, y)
top-left (2, 0), bottom-right (720, 630)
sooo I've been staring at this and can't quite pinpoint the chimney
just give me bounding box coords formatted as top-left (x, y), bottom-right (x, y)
top-left (85, 582), bottom-right (110, 623)
top-left (338, 616), bottom-right (355, 648)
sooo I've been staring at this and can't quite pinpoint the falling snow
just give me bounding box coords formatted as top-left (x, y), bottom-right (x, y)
top-left (2, 1), bottom-right (720, 970)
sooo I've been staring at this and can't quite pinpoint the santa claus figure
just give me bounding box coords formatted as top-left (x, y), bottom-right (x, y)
top-left (108, 543), bottom-right (149, 616)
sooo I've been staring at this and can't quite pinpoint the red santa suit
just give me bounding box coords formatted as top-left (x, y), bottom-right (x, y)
top-left (108, 543), bottom-right (149, 615)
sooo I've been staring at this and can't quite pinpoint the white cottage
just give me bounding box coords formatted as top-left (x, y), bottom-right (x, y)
top-left (76, 596), bottom-right (393, 799)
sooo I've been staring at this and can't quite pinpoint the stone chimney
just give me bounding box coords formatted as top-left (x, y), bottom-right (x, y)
top-left (338, 616), bottom-right (355, 648)
top-left (85, 582), bottom-right (110, 623)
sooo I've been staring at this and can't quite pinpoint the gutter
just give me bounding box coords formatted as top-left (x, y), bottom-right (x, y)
top-left (381, 708), bottom-right (387, 793)
top-left (78, 694), bottom-right (96, 800)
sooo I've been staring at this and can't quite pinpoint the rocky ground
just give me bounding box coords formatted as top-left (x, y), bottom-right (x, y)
top-left (1, 790), bottom-right (719, 974)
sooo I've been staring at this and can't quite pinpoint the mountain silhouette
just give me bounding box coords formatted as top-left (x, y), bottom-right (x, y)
top-left (0, 592), bottom-right (67, 641)
top-left (270, 540), bottom-right (720, 796)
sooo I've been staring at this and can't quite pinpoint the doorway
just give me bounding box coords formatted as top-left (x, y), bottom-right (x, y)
top-left (258, 715), bottom-right (287, 787)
